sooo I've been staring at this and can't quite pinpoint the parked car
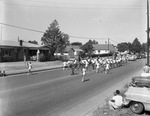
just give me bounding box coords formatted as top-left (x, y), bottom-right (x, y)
top-left (127, 55), bottom-right (136, 61)
top-left (30, 56), bottom-right (37, 61)
top-left (125, 76), bottom-right (150, 114)
top-left (136, 54), bottom-right (142, 59)
top-left (131, 76), bottom-right (150, 88)
top-left (141, 53), bottom-right (146, 58)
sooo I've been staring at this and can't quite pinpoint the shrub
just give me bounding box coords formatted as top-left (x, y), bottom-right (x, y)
top-left (39, 53), bottom-right (46, 62)
top-left (49, 56), bottom-right (56, 61)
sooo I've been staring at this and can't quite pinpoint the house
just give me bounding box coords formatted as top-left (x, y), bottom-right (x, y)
top-left (63, 45), bottom-right (84, 60)
top-left (0, 40), bottom-right (49, 62)
top-left (92, 44), bottom-right (116, 56)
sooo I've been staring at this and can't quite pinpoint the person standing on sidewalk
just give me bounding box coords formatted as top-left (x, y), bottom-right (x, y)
top-left (27, 61), bottom-right (32, 75)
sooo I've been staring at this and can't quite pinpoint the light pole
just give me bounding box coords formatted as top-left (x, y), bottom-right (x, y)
top-left (108, 38), bottom-right (109, 57)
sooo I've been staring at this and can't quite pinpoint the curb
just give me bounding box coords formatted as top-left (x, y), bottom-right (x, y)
top-left (3, 66), bottom-right (62, 76)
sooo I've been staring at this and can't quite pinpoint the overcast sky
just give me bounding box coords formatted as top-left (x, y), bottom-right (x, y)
top-left (0, 0), bottom-right (147, 45)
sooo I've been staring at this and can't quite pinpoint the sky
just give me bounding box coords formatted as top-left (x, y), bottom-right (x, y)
top-left (0, 0), bottom-right (148, 45)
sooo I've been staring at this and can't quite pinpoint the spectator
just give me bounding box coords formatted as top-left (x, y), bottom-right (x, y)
top-left (143, 63), bottom-right (150, 73)
top-left (141, 64), bottom-right (150, 77)
top-left (108, 90), bottom-right (124, 110)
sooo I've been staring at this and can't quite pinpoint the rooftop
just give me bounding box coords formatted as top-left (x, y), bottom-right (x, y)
top-left (0, 40), bottom-right (43, 48)
top-left (93, 44), bottom-right (116, 52)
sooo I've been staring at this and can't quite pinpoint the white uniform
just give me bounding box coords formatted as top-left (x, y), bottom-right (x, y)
top-left (28, 63), bottom-right (32, 70)
top-left (82, 68), bottom-right (86, 76)
top-left (109, 95), bottom-right (123, 109)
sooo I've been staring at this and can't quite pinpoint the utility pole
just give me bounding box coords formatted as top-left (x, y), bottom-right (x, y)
top-left (108, 38), bottom-right (109, 57)
top-left (147, 0), bottom-right (150, 65)
top-left (1, 26), bottom-right (3, 40)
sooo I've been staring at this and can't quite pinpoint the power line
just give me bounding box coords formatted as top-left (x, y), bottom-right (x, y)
top-left (70, 36), bottom-right (108, 40)
top-left (0, 22), bottom-right (119, 44)
top-left (3, 2), bottom-right (145, 10)
top-left (0, 22), bottom-right (108, 40)
top-left (0, 22), bottom-right (45, 33)
top-left (21, 0), bottom-right (146, 9)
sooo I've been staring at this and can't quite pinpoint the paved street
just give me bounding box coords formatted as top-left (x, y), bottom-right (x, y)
top-left (0, 59), bottom-right (145, 116)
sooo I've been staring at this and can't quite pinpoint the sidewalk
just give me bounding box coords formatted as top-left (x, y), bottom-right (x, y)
top-left (0, 61), bottom-right (63, 76)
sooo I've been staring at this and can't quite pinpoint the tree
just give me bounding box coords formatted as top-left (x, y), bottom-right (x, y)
top-left (117, 42), bottom-right (129, 52)
top-left (71, 42), bottom-right (82, 46)
top-left (92, 40), bottom-right (98, 44)
top-left (141, 43), bottom-right (147, 53)
top-left (128, 42), bottom-right (132, 53)
top-left (41, 20), bottom-right (70, 57)
top-left (28, 40), bottom-right (38, 45)
top-left (131, 38), bottom-right (142, 53)
top-left (81, 40), bottom-right (94, 56)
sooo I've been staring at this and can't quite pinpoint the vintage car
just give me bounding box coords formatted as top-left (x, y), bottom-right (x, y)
top-left (127, 55), bottom-right (137, 61)
top-left (125, 76), bottom-right (150, 114)
top-left (131, 76), bottom-right (150, 88)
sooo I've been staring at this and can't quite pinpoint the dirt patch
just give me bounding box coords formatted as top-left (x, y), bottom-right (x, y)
top-left (92, 103), bottom-right (146, 116)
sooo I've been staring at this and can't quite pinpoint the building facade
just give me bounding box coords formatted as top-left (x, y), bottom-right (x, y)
top-left (92, 44), bottom-right (116, 57)
top-left (0, 40), bottom-right (49, 62)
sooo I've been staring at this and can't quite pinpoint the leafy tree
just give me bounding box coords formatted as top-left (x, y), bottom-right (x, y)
top-left (55, 33), bottom-right (70, 54)
top-left (128, 42), bottom-right (132, 53)
top-left (71, 42), bottom-right (82, 46)
top-left (92, 40), bottom-right (98, 44)
top-left (141, 43), bottom-right (147, 53)
top-left (81, 40), bottom-right (94, 56)
top-left (41, 20), bottom-right (70, 57)
top-left (117, 42), bottom-right (129, 52)
top-left (39, 53), bottom-right (46, 62)
top-left (131, 38), bottom-right (142, 53)
top-left (28, 40), bottom-right (38, 45)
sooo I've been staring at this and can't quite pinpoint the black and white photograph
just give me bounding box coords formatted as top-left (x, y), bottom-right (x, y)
top-left (0, 0), bottom-right (150, 116)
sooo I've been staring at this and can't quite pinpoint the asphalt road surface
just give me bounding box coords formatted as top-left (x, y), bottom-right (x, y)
top-left (0, 59), bottom-right (146, 116)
